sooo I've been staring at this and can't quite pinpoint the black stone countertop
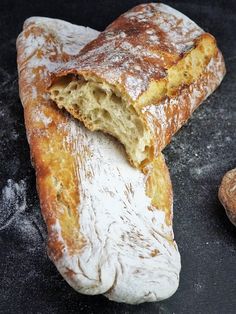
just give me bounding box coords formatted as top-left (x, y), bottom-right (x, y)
top-left (0, 1), bottom-right (235, 313)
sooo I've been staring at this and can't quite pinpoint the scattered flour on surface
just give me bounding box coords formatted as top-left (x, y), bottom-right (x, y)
top-left (0, 179), bottom-right (46, 244)
top-left (0, 179), bottom-right (27, 229)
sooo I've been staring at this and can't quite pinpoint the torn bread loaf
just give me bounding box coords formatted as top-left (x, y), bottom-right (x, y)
top-left (49, 3), bottom-right (226, 168)
top-left (17, 17), bottom-right (181, 304)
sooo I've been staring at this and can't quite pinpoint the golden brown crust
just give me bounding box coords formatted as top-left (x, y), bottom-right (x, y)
top-left (16, 17), bottom-right (180, 303)
top-left (18, 73), bottom-right (83, 261)
top-left (219, 169), bottom-right (236, 226)
top-left (145, 154), bottom-right (173, 226)
top-left (16, 18), bottom-right (101, 260)
top-left (52, 3), bottom-right (209, 101)
top-left (142, 49), bottom-right (226, 157)
top-left (49, 3), bottom-right (226, 167)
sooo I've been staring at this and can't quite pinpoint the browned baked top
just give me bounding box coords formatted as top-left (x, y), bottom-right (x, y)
top-left (52, 3), bottom-right (211, 102)
top-left (17, 17), bottom-right (180, 304)
top-left (47, 3), bottom-right (225, 169)
top-left (17, 18), bottom-right (100, 260)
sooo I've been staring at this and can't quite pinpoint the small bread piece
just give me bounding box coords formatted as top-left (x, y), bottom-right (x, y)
top-left (219, 169), bottom-right (236, 226)
top-left (17, 17), bottom-right (180, 304)
top-left (49, 3), bottom-right (226, 168)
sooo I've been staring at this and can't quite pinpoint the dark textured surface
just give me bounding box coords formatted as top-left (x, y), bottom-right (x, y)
top-left (0, 0), bottom-right (236, 313)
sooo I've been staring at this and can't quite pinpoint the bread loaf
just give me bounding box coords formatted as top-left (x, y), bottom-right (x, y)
top-left (49, 3), bottom-right (226, 168)
top-left (17, 16), bottom-right (181, 304)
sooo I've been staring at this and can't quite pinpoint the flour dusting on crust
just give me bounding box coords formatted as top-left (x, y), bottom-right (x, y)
top-left (58, 3), bottom-right (204, 100)
top-left (17, 16), bottom-right (181, 304)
